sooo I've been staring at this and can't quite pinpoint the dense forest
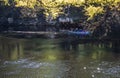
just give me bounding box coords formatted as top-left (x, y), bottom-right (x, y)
top-left (0, 0), bottom-right (120, 39)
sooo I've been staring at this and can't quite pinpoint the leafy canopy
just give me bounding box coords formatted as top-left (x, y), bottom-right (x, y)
top-left (1, 0), bottom-right (120, 20)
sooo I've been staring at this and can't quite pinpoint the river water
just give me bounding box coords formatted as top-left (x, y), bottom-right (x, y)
top-left (0, 37), bottom-right (120, 78)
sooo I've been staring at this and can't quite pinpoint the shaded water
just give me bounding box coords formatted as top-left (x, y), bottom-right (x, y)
top-left (0, 37), bottom-right (120, 78)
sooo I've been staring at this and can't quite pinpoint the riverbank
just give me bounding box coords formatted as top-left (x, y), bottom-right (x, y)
top-left (0, 30), bottom-right (65, 39)
top-left (0, 31), bottom-right (120, 43)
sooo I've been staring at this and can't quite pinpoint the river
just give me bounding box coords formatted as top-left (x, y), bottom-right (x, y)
top-left (0, 37), bottom-right (120, 78)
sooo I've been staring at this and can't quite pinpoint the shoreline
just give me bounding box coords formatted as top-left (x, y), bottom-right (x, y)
top-left (0, 31), bottom-right (120, 42)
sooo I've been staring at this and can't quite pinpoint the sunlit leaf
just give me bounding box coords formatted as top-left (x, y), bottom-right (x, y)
top-left (85, 5), bottom-right (104, 20)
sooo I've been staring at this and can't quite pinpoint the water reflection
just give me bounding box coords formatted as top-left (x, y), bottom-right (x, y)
top-left (0, 37), bottom-right (24, 60)
top-left (0, 37), bottom-right (120, 78)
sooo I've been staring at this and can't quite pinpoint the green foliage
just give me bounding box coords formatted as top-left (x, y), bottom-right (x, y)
top-left (14, 0), bottom-right (37, 8)
top-left (0, 0), bottom-right (120, 38)
top-left (1, 0), bottom-right (120, 20)
top-left (0, 0), bottom-right (9, 5)
top-left (85, 5), bottom-right (104, 20)
top-left (40, 0), bottom-right (63, 20)
top-left (84, 0), bottom-right (120, 20)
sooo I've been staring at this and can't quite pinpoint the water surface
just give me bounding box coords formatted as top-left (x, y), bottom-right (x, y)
top-left (0, 37), bottom-right (120, 78)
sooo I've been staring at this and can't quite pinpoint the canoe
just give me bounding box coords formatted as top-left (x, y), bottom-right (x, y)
top-left (68, 30), bottom-right (91, 35)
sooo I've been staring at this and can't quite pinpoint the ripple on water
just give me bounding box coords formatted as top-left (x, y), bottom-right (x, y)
top-left (103, 66), bottom-right (120, 75)
top-left (22, 62), bottom-right (55, 69)
top-left (3, 59), bottom-right (29, 65)
top-left (89, 61), bottom-right (120, 78)
top-left (5, 70), bottom-right (21, 75)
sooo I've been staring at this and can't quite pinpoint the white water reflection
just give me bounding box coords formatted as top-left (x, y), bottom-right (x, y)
top-left (1, 59), bottom-right (120, 78)
top-left (4, 59), bottom-right (29, 65)
top-left (1, 59), bottom-right (72, 78)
